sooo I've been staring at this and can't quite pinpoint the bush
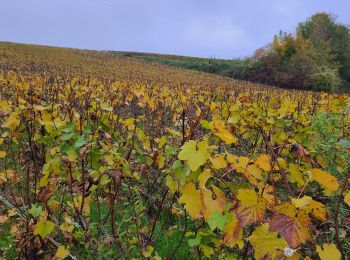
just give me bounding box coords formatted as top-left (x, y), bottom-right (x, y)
top-left (309, 67), bottom-right (341, 91)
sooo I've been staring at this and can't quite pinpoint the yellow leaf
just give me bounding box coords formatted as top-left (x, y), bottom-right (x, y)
top-left (344, 190), bottom-right (350, 207)
top-left (55, 245), bottom-right (70, 260)
top-left (316, 243), bottom-right (341, 260)
top-left (258, 184), bottom-right (275, 210)
top-left (230, 155), bottom-right (249, 174)
top-left (60, 215), bottom-right (74, 233)
top-left (225, 153), bottom-right (237, 164)
top-left (210, 154), bottom-right (227, 169)
top-left (1, 111), bottom-right (20, 131)
top-left (0, 151), bottom-right (6, 158)
top-left (158, 136), bottom-right (167, 149)
top-left (179, 182), bottom-right (201, 219)
top-left (255, 154), bottom-right (271, 172)
top-left (178, 140), bottom-right (209, 171)
top-left (198, 169), bottom-right (212, 189)
top-left (289, 163), bottom-right (305, 186)
top-left (292, 196), bottom-right (327, 221)
top-left (308, 200), bottom-right (327, 221)
top-left (201, 189), bottom-right (223, 220)
top-left (234, 189), bottom-right (266, 226)
top-left (39, 174), bottom-right (49, 187)
top-left (246, 164), bottom-right (263, 184)
top-left (211, 120), bottom-right (237, 144)
top-left (291, 196), bottom-right (312, 208)
top-left (201, 245), bottom-right (214, 257)
top-left (248, 223), bottom-right (288, 259)
top-left (227, 111), bottom-right (240, 124)
top-left (166, 175), bottom-right (178, 194)
top-left (212, 185), bottom-right (227, 209)
top-left (277, 157), bottom-right (287, 170)
top-left (7, 209), bottom-right (17, 217)
top-left (310, 168), bottom-right (339, 193)
top-left (223, 213), bottom-right (243, 247)
top-left (132, 171), bottom-right (141, 180)
top-left (195, 106), bottom-right (201, 117)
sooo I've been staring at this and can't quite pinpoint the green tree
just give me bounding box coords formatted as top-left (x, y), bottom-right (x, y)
top-left (298, 13), bottom-right (350, 82)
top-left (242, 12), bottom-right (346, 91)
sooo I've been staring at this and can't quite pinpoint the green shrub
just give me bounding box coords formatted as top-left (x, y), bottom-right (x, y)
top-left (309, 67), bottom-right (341, 91)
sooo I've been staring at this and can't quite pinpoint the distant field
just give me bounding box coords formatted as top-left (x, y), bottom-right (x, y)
top-left (0, 42), bottom-right (349, 259)
top-left (109, 50), bottom-right (245, 78)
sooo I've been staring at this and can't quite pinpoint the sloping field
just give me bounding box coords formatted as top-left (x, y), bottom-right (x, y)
top-left (0, 42), bottom-right (349, 259)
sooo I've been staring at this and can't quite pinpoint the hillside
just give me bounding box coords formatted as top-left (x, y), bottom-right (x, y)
top-left (0, 42), bottom-right (349, 259)
top-left (108, 50), bottom-right (245, 78)
top-left (0, 42), bottom-right (244, 88)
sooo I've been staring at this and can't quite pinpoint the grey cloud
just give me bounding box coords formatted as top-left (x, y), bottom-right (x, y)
top-left (0, 0), bottom-right (349, 58)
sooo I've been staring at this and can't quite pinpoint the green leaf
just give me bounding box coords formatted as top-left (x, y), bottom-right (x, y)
top-left (100, 174), bottom-right (111, 186)
top-left (207, 211), bottom-right (229, 231)
top-left (200, 120), bottom-right (211, 129)
top-left (74, 135), bottom-right (89, 148)
top-left (339, 139), bottom-right (350, 148)
top-left (188, 234), bottom-right (202, 247)
top-left (63, 123), bottom-right (76, 133)
top-left (34, 216), bottom-right (55, 238)
top-left (165, 145), bottom-right (177, 156)
top-left (60, 134), bottom-right (72, 141)
top-left (29, 204), bottom-right (43, 218)
top-left (101, 102), bottom-right (113, 111)
top-left (143, 245), bottom-right (154, 257)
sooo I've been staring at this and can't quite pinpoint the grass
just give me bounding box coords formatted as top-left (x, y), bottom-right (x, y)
top-left (87, 199), bottom-right (191, 259)
top-left (0, 223), bottom-right (16, 259)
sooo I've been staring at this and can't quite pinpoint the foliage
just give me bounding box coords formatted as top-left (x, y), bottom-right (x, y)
top-left (0, 42), bottom-right (349, 259)
top-left (309, 67), bottom-right (341, 91)
top-left (231, 13), bottom-right (349, 92)
top-left (298, 13), bottom-right (350, 82)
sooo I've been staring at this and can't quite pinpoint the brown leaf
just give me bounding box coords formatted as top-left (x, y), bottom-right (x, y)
top-left (291, 143), bottom-right (312, 163)
top-left (223, 214), bottom-right (242, 247)
top-left (0, 215), bottom-right (9, 223)
top-left (37, 183), bottom-right (56, 202)
top-left (79, 145), bottom-right (89, 158)
top-left (269, 203), bottom-right (312, 248)
top-left (0, 110), bottom-right (8, 118)
top-left (108, 169), bottom-right (122, 185)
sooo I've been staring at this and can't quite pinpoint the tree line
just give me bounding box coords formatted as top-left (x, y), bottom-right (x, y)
top-left (234, 13), bottom-right (350, 92)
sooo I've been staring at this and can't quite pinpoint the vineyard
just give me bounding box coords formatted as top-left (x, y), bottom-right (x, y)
top-left (0, 42), bottom-right (350, 259)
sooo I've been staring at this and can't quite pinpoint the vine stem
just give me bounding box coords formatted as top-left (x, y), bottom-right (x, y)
top-left (335, 170), bottom-right (350, 260)
top-left (297, 178), bottom-right (310, 199)
top-left (0, 194), bottom-right (77, 259)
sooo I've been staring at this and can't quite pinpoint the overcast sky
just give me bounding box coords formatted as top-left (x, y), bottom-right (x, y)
top-left (1, 0), bottom-right (349, 59)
